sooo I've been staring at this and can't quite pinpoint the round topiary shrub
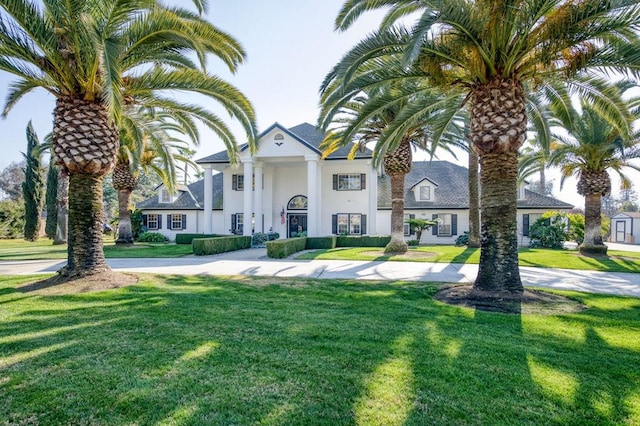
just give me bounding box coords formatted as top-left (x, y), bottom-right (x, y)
top-left (137, 232), bottom-right (169, 243)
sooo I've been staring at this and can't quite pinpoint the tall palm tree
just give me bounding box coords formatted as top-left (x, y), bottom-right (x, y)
top-left (320, 82), bottom-right (465, 254)
top-left (550, 90), bottom-right (640, 254)
top-left (113, 109), bottom-right (197, 245)
top-left (0, 1), bottom-right (257, 280)
top-left (331, 0), bottom-right (640, 293)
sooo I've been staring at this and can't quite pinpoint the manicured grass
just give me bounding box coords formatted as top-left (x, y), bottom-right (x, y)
top-left (1, 275), bottom-right (639, 424)
top-left (0, 237), bottom-right (193, 260)
top-left (297, 246), bottom-right (640, 273)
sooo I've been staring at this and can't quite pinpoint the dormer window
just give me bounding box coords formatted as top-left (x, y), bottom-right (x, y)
top-left (419, 185), bottom-right (431, 201)
top-left (159, 187), bottom-right (174, 203)
top-left (411, 178), bottom-right (436, 202)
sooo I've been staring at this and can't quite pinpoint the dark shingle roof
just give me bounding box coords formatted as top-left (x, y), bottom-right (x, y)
top-left (196, 122), bottom-right (372, 164)
top-left (378, 161), bottom-right (470, 209)
top-left (378, 161), bottom-right (573, 210)
top-left (517, 189), bottom-right (574, 209)
top-left (136, 173), bottom-right (223, 210)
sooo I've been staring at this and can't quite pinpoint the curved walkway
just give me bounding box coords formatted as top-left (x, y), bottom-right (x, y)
top-left (2, 246), bottom-right (640, 297)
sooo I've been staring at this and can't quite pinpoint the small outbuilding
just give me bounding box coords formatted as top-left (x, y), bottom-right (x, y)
top-left (610, 212), bottom-right (640, 245)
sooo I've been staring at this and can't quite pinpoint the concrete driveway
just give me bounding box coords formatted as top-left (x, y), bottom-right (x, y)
top-left (2, 245), bottom-right (639, 297)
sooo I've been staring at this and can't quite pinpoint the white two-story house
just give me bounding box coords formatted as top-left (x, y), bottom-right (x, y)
top-left (137, 122), bottom-right (574, 243)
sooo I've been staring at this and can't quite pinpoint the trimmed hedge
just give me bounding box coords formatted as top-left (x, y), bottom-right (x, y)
top-left (336, 235), bottom-right (391, 247)
top-left (266, 237), bottom-right (307, 259)
top-left (305, 236), bottom-right (337, 250)
top-left (192, 236), bottom-right (251, 256)
top-left (175, 233), bottom-right (224, 245)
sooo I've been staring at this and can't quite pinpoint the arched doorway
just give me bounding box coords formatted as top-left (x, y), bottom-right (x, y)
top-left (287, 195), bottom-right (307, 237)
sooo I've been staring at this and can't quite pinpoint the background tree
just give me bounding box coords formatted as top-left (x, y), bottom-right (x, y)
top-left (0, 199), bottom-right (24, 238)
top-left (22, 121), bottom-right (45, 241)
top-left (0, 160), bottom-right (25, 201)
top-left (550, 88), bottom-right (640, 254)
top-left (330, 0), bottom-right (640, 294)
top-left (44, 156), bottom-right (58, 239)
top-left (0, 1), bottom-right (257, 280)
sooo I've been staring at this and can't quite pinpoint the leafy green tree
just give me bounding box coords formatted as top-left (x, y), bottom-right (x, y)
top-left (0, 1), bottom-right (257, 279)
top-left (329, 0), bottom-right (640, 293)
top-left (0, 199), bottom-right (24, 238)
top-left (22, 121), bottom-right (45, 241)
top-left (0, 161), bottom-right (25, 201)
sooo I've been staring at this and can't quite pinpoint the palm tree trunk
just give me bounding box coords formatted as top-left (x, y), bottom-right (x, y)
top-left (583, 193), bottom-right (604, 246)
top-left (116, 188), bottom-right (134, 244)
top-left (52, 96), bottom-right (118, 278)
top-left (385, 172), bottom-right (408, 254)
top-left (475, 152), bottom-right (522, 291)
top-left (66, 173), bottom-right (109, 277)
top-left (470, 77), bottom-right (525, 293)
top-left (468, 149), bottom-right (480, 248)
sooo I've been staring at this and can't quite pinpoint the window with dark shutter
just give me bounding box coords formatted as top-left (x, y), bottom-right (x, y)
top-left (182, 215), bottom-right (187, 230)
top-left (166, 214), bottom-right (172, 230)
top-left (452, 214), bottom-right (458, 235)
top-left (432, 214), bottom-right (439, 235)
top-left (332, 214), bottom-right (337, 234)
top-left (360, 174), bottom-right (366, 189)
top-left (231, 214), bottom-right (237, 234)
top-left (333, 174), bottom-right (338, 190)
top-left (361, 215), bottom-right (367, 235)
top-left (523, 214), bottom-right (530, 236)
top-left (158, 215), bottom-right (162, 229)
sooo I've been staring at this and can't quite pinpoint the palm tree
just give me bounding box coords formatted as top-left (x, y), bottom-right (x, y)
top-left (549, 89), bottom-right (640, 254)
top-left (0, 1), bottom-right (257, 280)
top-left (331, 0), bottom-right (640, 293)
top-left (320, 82), bottom-right (465, 254)
top-left (113, 109), bottom-right (197, 245)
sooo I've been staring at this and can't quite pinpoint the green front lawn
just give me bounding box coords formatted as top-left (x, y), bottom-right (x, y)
top-left (297, 246), bottom-right (640, 273)
top-left (1, 275), bottom-right (639, 424)
top-left (0, 237), bottom-right (193, 260)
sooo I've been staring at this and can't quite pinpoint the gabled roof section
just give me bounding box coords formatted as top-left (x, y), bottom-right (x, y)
top-left (612, 211), bottom-right (640, 219)
top-left (136, 174), bottom-right (224, 210)
top-left (196, 122), bottom-right (372, 164)
top-left (409, 177), bottom-right (439, 190)
top-left (379, 161), bottom-right (469, 209)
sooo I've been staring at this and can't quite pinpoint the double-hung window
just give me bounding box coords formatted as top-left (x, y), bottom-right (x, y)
top-left (146, 214), bottom-right (159, 230)
top-left (333, 213), bottom-right (366, 235)
top-left (333, 174), bottom-right (366, 191)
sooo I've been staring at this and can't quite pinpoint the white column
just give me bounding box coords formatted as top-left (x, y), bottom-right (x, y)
top-left (254, 162), bottom-right (263, 233)
top-left (368, 163), bottom-right (378, 235)
top-left (306, 155), bottom-right (318, 237)
top-left (203, 165), bottom-right (213, 234)
top-left (243, 159), bottom-right (253, 236)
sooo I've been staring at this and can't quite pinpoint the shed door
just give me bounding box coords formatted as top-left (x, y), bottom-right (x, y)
top-left (615, 220), bottom-right (626, 242)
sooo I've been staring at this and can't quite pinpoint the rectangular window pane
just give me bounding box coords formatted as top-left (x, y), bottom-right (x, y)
top-left (350, 214), bottom-right (361, 235)
top-left (437, 214), bottom-right (451, 236)
top-left (147, 214), bottom-right (159, 230)
top-left (420, 186), bottom-right (430, 200)
top-left (336, 174), bottom-right (362, 190)
top-left (337, 214), bottom-right (349, 234)
top-left (171, 214), bottom-right (182, 230)
top-left (237, 175), bottom-right (244, 191)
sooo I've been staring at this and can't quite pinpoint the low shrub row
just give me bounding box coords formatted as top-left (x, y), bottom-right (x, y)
top-left (305, 236), bottom-right (337, 249)
top-left (266, 235), bottom-right (391, 258)
top-left (192, 236), bottom-right (251, 256)
top-left (336, 235), bottom-right (391, 247)
top-left (266, 237), bottom-right (307, 259)
top-left (175, 233), bottom-right (224, 245)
